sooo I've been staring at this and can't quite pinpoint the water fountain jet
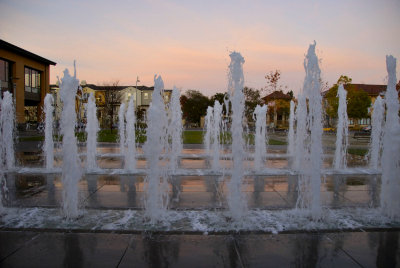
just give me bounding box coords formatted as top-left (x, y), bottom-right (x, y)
top-left (85, 92), bottom-right (99, 170)
top-left (253, 104), bottom-right (267, 171)
top-left (167, 87), bottom-right (183, 172)
top-left (143, 75), bottom-right (169, 222)
top-left (43, 94), bottom-right (54, 170)
top-left (125, 96), bottom-right (136, 171)
top-left (333, 84), bottom-right (349, 169)
top-left (1, 91), bottom-right (15, 169)
top-left (380, 55), bottom-right (400, 219)
top-left (59, 62), bottom-right (82, 219)
top-left (227, 51), bottom-right (248, 220)
top-left (369, 96), bottom-right (384, 170)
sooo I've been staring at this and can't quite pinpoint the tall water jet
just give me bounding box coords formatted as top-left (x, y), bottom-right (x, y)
top-left (118, 103), bottom-right (126, 159)
top-left (85, 93), bottom-right (99, 170)
top-left (369, 96), bottom-right (384, 170)
top-left (293, 93), bottom-right (307, 170)
top-left (380, 55), bottom-right (400, 219)
top-left (287, 100), bottom-right (295, 158)
top-left (43, 94), bottom-right (54, 169)
top-left (59, 63), bottom-right (82, 219)
top-left (296, 42), bottom-right (323, 219)
top-left (204, 106), bottom-right (213, 155)
top-left (125, 96), bottom-right (136, 170)
top-left (333, 84), bottom-right (349, 169)
top-left (1, 91), bottom-right (15, 169)
top-left (227, 51), bottom-right (247, 220)
top-left (0, 94), bottom-right (2, 167)
top-left (211, 101), bottom-right (223, 171)
top-left (167, 87), bottom-right (183, 172)
top-left (0, 94), bottom-right (3, 213)
top-left (143, 75), bottom-right (169, 222)
top-left (253, 104), bottom-right (267, 170)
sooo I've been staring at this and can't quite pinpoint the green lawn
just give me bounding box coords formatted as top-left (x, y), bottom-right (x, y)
top-left (347, 148), bottom-right (368, 156)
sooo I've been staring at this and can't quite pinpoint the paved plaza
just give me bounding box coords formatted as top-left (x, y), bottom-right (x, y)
top-left (1, 137), bottom-right (399, 267)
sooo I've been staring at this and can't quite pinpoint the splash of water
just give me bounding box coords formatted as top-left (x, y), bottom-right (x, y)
top-left (369, 96), bottom-right (385, 170)
top-left (293, 93), bottom-right (307, 170)
top-left (287, 100), bottom-right (295, 158)
top-left (143, 75), bottom-right (169, 222)
top-left (125, 96), bottom-right (136, 171)
top-left (212, 101), bottom-right (223, 171)
top-left (380, 55), bottom-right (400, 219)
top-left (227, 51), bottom-right (248, 220)
top-left (204, 106), bottom-right (213, 155)
top-left (0, 94), bottom-right (3, 213)
top-left (253, 104), bottom-right (267, 170)
top-left (43, 94), bottom-right (54, 169)
top-left (85, 93), bottom-right (99, 170)
top-left (204, 101), bottom-right (224, 171)
top-left (296, 42), bottom-right (323, 219)
top-left (333, 84), bottom-right (349, 169)
top-left (167, 87), bottom-right (183, 172)
top-left (1, 91), bottom-right (15, 169)
top-left (59, 63), bottom-right (82, 219)
top-left (118, 103), bottom-right (126, 160)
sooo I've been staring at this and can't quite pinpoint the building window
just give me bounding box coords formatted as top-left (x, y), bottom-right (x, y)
top-left (0, 59), bottom-right (11, 93)
top-left (144, 92), bottom-right (148, 99)
top-left (25, 67), bottom-right (41, 94)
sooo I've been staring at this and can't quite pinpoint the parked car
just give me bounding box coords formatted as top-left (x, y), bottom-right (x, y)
top-left (361, 125), bottom-right (371, 132)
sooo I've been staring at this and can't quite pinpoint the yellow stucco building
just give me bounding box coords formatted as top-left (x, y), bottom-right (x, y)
top-left (0, 39), bottom-right (56, 126)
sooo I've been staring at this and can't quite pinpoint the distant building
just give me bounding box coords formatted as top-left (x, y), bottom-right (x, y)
top-left (262, 90), bottom-right (292, 128)
top-left (50, 82), bottom-right (171, 129)
top-left (0, 39), bottom-right (56, 127)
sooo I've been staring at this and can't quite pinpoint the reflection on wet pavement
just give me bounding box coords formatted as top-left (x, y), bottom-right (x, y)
top-left (5, 172), bottom-right (382, 211)
top-left (1, 231), bottom-right (399, 267)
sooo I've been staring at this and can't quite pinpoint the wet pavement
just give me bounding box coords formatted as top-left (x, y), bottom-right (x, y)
top-left (1, 230), bottom-right (399, 267)
top-left (2, 137), bottom-right (399, 267)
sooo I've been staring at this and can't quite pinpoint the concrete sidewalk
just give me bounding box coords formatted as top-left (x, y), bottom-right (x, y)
top-left (1, 230), bottom-right (399, 267)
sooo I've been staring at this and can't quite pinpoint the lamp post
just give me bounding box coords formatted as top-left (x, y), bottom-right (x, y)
top-left (135, 76), bottom-right (140, 110)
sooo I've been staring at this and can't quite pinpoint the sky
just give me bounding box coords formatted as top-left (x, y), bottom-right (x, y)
top-left (1, 0), bottom-right (399, 96)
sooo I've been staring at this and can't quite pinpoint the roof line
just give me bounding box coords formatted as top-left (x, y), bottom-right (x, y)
top-left (0, 39), bottom-right (56, 65)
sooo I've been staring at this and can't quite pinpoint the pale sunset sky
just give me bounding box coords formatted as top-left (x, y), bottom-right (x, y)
top-left (1, 0), bottom-right (399, 96)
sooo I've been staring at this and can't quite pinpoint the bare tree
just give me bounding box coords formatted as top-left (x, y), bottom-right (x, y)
top-left (103, 80), bottom-right (121, 130)
top-left (264, 70), bottom-right (285, 94)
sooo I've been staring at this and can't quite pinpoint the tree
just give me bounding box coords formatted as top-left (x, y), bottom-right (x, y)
top-left (287, 90), bottom-right (294, 99)
top-left (210, 92), bottom-right (229, 114)
top-left (347, 89), bottom-right (371, 119)
top-left (325, 75), bottom-right (371, 124)
top-left (180, 90), bottom-right (211, 126)
top-left (103, 80), bottom-right (121, 129)
top-left (325, 75), bottom-right (352, 119)
top-left (243, 87), bottom-right (262, 122)
top-left (264, 70), bottom-right (287, 94)
top-left (210, 92), bottom-right (226, 105)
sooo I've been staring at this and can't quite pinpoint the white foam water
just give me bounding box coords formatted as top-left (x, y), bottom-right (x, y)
top-left (143, 75), bottom-right (169, 222)
top-left (43, 94), bottom-right (54, 170)
top-left (253, 104), bottom-right (267, 171)
top-left (85, 93), bottom-right (99, 170)
top-left (333, 84), bottom-right (349, 169)
top-left (167, 87), bottom-right (183, 172)
top-left (59, 62), bottom-right (83, 219)
top-left (1, 91), bottom-right (15, 169)
top-left (125, 96), bottom-right (136, 171)
top-left (380, 55), bottom-right (400, 219)
top-left (227, 51), bottom-right (248, 220)
top-left (296, 42), bottom-right (323, 219)
top-left (287, 100), bottom-right (295, 158)
top-left (369, 96), bottom-right (384, 170)
top-left (118, 103), bottom-right (126, 161)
